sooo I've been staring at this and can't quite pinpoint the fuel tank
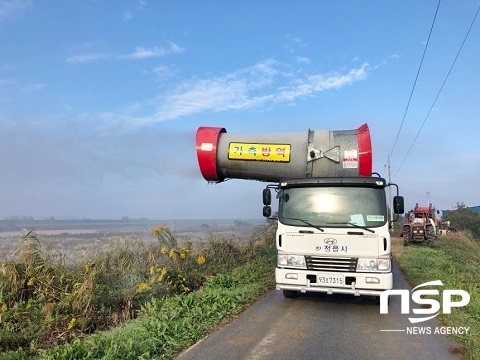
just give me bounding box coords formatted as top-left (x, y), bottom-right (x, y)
top-left (196, 124), bottom-right (372, 183)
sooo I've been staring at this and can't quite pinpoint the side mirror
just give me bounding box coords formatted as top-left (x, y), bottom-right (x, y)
top-left (263, 205), bottom-right (272, 218)
top-left (393, 196), bottom-right (404, 214)
top-left (263, 188), bottom-right (271, 206)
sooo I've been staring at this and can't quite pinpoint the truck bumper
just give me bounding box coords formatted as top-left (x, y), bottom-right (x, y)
top-left (276, 268), bottom-right (393, 297)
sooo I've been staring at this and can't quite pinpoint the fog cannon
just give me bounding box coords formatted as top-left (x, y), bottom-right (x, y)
top-left (195, 124), bottom-right (372, 183)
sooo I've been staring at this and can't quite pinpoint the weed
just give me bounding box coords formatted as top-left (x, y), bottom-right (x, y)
top-left (392, 232), bottom-right (479, 360)
top-left (0, 220), bottom-right (277, 358)
top-left (35, 248), bottom-right (276, 359)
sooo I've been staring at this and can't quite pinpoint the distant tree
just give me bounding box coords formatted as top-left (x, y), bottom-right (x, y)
top-left (234, 220), bottom-right (250, 226)
top-left (445, 203), bottom-right (480, 239)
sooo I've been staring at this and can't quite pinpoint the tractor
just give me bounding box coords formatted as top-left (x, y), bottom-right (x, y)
top-left (403, 203), bottom-right (438, 247)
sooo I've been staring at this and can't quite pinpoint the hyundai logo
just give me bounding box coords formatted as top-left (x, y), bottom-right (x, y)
top-left (324, 238), bottom-right (337, 245)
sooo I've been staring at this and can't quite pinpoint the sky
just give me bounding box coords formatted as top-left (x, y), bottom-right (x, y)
top-left (1, 0), bottom-right (479, 220)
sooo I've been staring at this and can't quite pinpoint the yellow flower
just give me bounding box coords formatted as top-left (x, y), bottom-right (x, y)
top-left (179, 253), bottom-right (186, 260)
top-left (197, 255), bottom-right (206, 266)
top-left (27, 278), bottom-right (35, 286)
top-left (168, 248), bottom-right (176, 258)
top-left (84, 262), bottom-right (95, 273)
top-left (160, 247), bottom-right (168, 254)
top-left (149, 266), bottom-right (155, 275)
top-left (157, 267), bottom-right (167, 282)
top-left (67, 317), bottom-right (76, 330)
top-left (152, 225), bottom-right (170, 236)
top-left (182, 286), bottom-right (190, 293)
top-left (0, 304), bottom-right (7, 313)
top-left (136, 282), bottom-right (151, 293)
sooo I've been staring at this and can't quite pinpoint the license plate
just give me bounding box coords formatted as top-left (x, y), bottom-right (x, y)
top-left (317, 275), bottom-right (344, 286)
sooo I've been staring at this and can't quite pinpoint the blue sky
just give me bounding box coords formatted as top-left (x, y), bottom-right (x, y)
top-left (1, 0), bottom-right (479, 220)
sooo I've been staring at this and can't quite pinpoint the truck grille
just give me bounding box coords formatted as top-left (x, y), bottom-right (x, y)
top-left (305, 256), bottom-right (358, 272)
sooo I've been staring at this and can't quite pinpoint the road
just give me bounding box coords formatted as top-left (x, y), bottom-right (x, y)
top-left (176, 264), bottom-right (462, 360)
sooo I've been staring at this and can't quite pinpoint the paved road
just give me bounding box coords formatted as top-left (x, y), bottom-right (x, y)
top-left (176, 264), bottom-right (462, 360)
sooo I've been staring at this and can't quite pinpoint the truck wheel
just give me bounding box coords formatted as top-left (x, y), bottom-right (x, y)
top-left (283, 290), bottom-right (298, 298)
top-left (427, 227), bottom-right (435, 248)
top-left (403, 225), bottom-right (411, 246)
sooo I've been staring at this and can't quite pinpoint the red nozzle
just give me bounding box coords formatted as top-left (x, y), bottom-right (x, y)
top-left (357, 123), bottom-right (372, 176)
top-left (196, 126), bottom-right (226, 182)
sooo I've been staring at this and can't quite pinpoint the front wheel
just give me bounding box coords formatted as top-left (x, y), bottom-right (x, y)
top-left (283, 290), bottom-right (298, 298)
top-left (427, 226), bottom-right (436, 247)
top-left (403, 229), bottom-right (411, 247)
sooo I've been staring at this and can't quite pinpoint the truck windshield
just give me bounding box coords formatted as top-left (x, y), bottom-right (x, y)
top-left (278, 186), bottom-right (387, 228)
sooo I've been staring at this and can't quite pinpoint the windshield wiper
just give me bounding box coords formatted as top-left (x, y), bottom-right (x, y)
top-left (327, 222), bottom-right (375, 233)
top-left (282, 217), bottom-right (324, 232)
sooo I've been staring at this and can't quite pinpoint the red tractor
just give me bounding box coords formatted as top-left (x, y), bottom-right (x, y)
top-left (403, 203), bottom-right (438, 247)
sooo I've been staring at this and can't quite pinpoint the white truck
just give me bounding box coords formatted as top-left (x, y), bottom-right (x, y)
top-left (263, 175), bottom-right (404, 299)
top-left (195, 123), bottom-right (404, 300)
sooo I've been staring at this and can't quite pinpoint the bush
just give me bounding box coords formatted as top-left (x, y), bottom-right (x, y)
top-left (37, 248), bottom-right (276, 360)
top-left (392, 231), bottom-right (480, 360)
top-left (0, 220), bottom-right (277, 357)
top-left (445, 204), bottom-right (480, 239)
top-left (148, 226), bottom-right (207, 294)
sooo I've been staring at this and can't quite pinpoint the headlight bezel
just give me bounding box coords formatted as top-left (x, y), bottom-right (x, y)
top-left (356, 258), bottom-right (391, 272)
top-left (278, 254), bottom-right (307, 269)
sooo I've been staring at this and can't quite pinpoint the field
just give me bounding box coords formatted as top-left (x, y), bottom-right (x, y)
top-left (0, 217), bottom-right (275, 358)
top-left (2, 217), bottom-right (478, 359)
top-left (0, 218), bottom-right (264, 264)
top-left (392, 231), bottom-right (480, 360)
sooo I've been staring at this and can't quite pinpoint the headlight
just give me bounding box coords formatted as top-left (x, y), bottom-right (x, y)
top-left (278, 254), bottom-right (306, 269)
top-left (357, 258), bottom-right (390, 272)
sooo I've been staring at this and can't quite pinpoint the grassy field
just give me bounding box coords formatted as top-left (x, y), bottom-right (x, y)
top-left (392, 232), bottom-right (480, 360)
top-left (35, 252), bottom-right (276, 359)
top-left (2, 218), bottom-right (478, 359)
top-left (0, 222), bottom-right (277, 359)
top-left (0, 219), bottom-right (263, 265)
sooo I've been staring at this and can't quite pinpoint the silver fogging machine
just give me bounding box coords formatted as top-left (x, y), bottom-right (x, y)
top-left (196, 124), bottom-right (372, 183)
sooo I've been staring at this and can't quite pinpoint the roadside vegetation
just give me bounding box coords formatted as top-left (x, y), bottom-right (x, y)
top-left (0, 221), bottom-right (277, 359)
top-left (392, 206), bottom-right (480, 360)
top-left (3, 206), bottom-right (478, 359)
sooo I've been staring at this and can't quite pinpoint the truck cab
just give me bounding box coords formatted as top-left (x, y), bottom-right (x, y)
top-left (263, 175), bottom-right (404, 299)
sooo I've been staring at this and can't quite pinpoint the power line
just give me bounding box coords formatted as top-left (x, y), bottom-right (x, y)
top-left (394, 3), bottom-right (480, 178)
top-left (389, 0), bottom-right (441, 159)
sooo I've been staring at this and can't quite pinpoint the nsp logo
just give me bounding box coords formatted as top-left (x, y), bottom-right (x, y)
top-left (380, 280), bottom-right (470, 323)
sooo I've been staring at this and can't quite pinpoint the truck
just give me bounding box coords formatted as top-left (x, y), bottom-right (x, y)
top-left (196, 123), bottom-right (404, 301)
top-left (403, 203), bottom-right (438, 247)
top-left (263, 174), bottom-right (403, 300)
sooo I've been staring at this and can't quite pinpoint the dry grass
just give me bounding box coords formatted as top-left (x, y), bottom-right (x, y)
top-left (392, 231), bottom-right (480, 360)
